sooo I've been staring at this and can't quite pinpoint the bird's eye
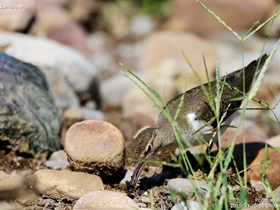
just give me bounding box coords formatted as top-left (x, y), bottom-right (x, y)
top-left (144, 144), bottom-right (152, 155)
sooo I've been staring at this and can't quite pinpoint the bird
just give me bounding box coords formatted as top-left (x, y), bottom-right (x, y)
top-left (128, 54), bottom-right (269, 191)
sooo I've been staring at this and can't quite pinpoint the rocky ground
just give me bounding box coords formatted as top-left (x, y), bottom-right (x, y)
top-left (1, 0), bottom-right (280, 210)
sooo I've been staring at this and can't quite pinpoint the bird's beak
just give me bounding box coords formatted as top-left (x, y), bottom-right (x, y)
top-left (130, 162), bottom-right (144, 187)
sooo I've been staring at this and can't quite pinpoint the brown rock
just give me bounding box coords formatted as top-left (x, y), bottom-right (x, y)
top-left (36, 0), bottom-right (93, 57)
top-left (34, 169), bottom-right (104, 199)
top-left (138, 31), bottom-right (216, 92)
top-left (0, 0), bottom-right (36, 31)
top-left (233, 143), bottom-right (280, 190)
top-left (64, 120), bottom-right (125, 182)
top-left (73, 190), bottom-right (138, 210)
top-left (165, 0), bottom-right (275, 36)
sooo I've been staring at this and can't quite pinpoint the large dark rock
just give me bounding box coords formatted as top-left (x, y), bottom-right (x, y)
top-left (0, 52), bottom-right (61, 153)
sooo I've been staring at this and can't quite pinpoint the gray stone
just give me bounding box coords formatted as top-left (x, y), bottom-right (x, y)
top-left (171, 201), bottom-right (202, 210)
top-left (130, 16), bottom-right (156, 38)
top-left (80, 107), bottom-right (104, 121)
top-left (33, 169), bottom-right (104, 199)
top-left (168, 178), bottom-right (209, 196)
top-left (0, 52), bottom-right (61, 153)
top-left (0, 31), bottom-right (99, 109)
top-left (44, 160), bottom-right (69, 170)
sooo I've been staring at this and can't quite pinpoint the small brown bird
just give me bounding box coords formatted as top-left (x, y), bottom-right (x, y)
top-left (129, 54), bottom-right (268, 190)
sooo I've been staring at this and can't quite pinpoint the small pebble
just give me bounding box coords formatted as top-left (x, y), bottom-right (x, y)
top-left (171, 201), bottom-right (202, 210)
top-left (168, 178), bottom-right (209, 197)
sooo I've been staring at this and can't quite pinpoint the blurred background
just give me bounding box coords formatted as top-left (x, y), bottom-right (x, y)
top-left (0, 0), bottom-right (280, 156)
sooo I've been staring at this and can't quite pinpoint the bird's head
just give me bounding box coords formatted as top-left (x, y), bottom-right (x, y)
top-left (129, 127), bottom-right (161, 190)
top-left (132, 127), bottom-right (161, 160)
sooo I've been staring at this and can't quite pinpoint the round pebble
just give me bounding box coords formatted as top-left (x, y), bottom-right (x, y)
top-left (168, 178), bottom-right (209, 196)
top-left (33, 169), bottom-right (104, 199)
top-left (73, 190), bottom-right (138, 209)
top-left (65, 120), bottom-right (125, 182)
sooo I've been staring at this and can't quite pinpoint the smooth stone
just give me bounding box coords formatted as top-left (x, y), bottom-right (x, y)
top-left (44, 151), bottom-right (69, 170)
top-left (168, 178), bottom-right (209, 196)
top-left (138, 31), bottom-right (216, 92)
top-left (0, 171), bottom-right (9, 180)
top-left (73, 190), bottom-right (138, 210)
top-left (250, 180), bottom-right (266, 195)
top-left (44, 160), bottom-right (69, 170)
top-left (0, 31), bottom-right (99, 109)
top-left (171, 201), bottom-right (202, 210)
top-left (233, 143), bottom-right (280, 189)
top-left (63, 107), bottom-right (84, 121)
top-left (0, 0), bottom-right (36, 31)
top-left (80, 107), bottom-right (104, 121)
top-left (100, 74), bottom-right (136, 108)
top-left (0, 52), bottom-right (61, 153)
top-left (36, 0), bottom-right (94, 57)
top-left (165, 0), bottom-right (274, 36)
top-left (0, 201), bottom-right (19, 210)
top-left (273, 185), bottom-right (280, 201)
top-left (0, 173), bottom-right (35, 201)
top-left (65, 120), bottom-right (125, 182)
top-left (49, 150), bottom-right (68, 161)
top-left (130, 15), bottom-right (156, 38)
top-left (34, 169), bottom-right (104, 199)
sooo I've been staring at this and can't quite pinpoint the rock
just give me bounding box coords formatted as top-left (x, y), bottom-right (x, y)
top-left (250, 180), bottom-right (266, 195)
top-left (130, 107), bottom-right (157, 127)
top-left (80, 107), bottom-right (104, 121)
top-left (49, 150), bottom-right (68, 161)
top-left (130, 15), bottom-right (156, 38)
top-left (44, 150), bottom-right (69, 170)
top-left (69, 0), bottom-right (100, 23)
top-left (0, 31), bottom-right (99, 109)
top-left (171, 201), bottom-right (202, 210)
top-left (63, 107), bottom-right (84, 122)
top-left (138, 31), bottom-right (217, 92)
top-left (35, 0), bottom-right (94, 57)
top-left (0, 52), bottom-right (61, 153)
top-left (0, 173), bottom-right (35, 201)
top-left (122, 57), bottom-right (182, 124)
top-left (100, 2), bottom-right (131, 40)
top-left (100, 74), bottom-right (136, 108)
top-left (33, 169), bottom-right (104, 199)
top-left (73, 190), bottom-right (138, 210)
top-left (0, 0), bottom-right (36, 31)
top-left (266, 135), bottom-right (280, 149)
top-left (273, 185), bottom-right (280, 201)
top-left (233, 143), bottom-right (280, 189)
top-left (0, 201), bottom-right (20, 210)
top-left (65, 120), bottom-right (125, 182)
top-left (167, 178), bottom-right (209, 196)
top-left (165, 0), bottom-right (275, 36)
top-left (0, 171), bottom-right (9, 180)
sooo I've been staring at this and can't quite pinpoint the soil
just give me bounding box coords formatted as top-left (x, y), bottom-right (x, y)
top-left (0, 110), bottom-right (265, 210)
